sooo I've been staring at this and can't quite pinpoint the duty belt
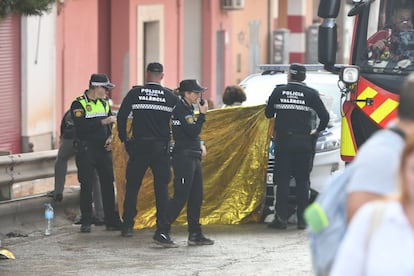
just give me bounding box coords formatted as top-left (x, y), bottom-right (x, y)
top-left (174, 149), bottom-right (202, 159)
top-left (285, 131), bottom-right (310, 136)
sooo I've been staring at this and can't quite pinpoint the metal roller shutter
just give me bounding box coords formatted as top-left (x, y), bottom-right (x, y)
top-left (0, 15), bottom-right (21, 154)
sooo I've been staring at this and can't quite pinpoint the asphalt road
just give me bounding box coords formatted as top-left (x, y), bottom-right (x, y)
top-left (0, 191), bottom-right (313, 276)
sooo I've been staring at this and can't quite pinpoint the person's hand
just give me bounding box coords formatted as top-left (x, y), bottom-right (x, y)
top-left (371, 38), bottom-right (387, 52)
top-left (101, 115), bottom-right (116, 125)
top-left (201, 144), bottom-right (207, 158)
top-left (104, 137), bottom-right (112, 151)
top-left (199, 99), bottom-right (208, 114)
top-left (310, 129), bottom-right (319, 138)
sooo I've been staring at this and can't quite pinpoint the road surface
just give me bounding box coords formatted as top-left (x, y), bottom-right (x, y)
top-left (0, 190), bottom-right (313, 276)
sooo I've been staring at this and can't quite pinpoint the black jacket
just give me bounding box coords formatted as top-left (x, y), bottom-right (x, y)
top-left (171, 98), bottom-right (206, 152)
top-left (117, 82), bottom-right (178, 142)
top-left (60, 110), bottom-right (76, 140)
top-left (265, 81), bottom-right (330, 152)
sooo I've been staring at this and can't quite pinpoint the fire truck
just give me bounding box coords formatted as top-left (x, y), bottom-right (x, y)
top-left (318, 0), bottom-right (413, 162)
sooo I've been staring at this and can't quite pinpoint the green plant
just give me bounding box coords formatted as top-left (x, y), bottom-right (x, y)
top-left (0, 0), bottom-right (56, 19)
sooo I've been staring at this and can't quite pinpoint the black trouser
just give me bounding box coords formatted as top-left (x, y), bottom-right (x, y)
top-left (76, 142), bottom-right (118, 225)
top-left (167, 151), bottom-right (203, 234)
top-left (122, 140), bottom-right (170, 232)
top-left (274, 134), bottom-right (314, 222)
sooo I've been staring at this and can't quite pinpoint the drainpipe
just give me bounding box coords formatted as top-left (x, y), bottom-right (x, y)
top-left (267, 0), bottom-right (272, 63)
top-left (176, 0), bottom-right (183, 82)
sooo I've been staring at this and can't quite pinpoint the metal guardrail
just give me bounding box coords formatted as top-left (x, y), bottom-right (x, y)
top-left (0, 150), bottom-right (76, 201)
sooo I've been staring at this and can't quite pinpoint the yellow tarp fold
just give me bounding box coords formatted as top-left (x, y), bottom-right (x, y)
top-left (112, 104), bottom-right (271, 229)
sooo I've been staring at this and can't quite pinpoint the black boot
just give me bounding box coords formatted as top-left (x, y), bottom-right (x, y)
top-left (153, 231), bottom-right (179, 248)
top-left (267, 215), bottom-right (287, 229)
top-left (188, 232), bottom-right (214, 246)
top-left (121, 226), bottom-right (133, 237)
top-left (297, 214), bottom-right (307, 230)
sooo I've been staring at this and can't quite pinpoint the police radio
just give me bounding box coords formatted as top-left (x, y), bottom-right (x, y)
top-left (199, 94), bottom-right (205, 105)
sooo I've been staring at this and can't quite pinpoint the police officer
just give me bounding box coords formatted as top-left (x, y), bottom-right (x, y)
top-left (47, 109), bottom-right (105, 225)
top-left (265, 64), bottom-right (330, 230)
top-left (49, 110), bottom-right (76, 202)
top-left (116, 62), bottom-right (179, 247)
top-left (71, 73), bottom-right (121, 233)
top-left (166, 79), bottom-right (214, 246)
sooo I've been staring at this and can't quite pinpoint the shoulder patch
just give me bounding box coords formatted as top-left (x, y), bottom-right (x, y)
top-left (73, 109), bottom-right (84, 118)
top-left (185, 115), bottom-right (195, 124)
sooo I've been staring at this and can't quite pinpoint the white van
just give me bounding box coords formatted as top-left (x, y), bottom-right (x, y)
top-left (238, 65), bottom-right (344, 220)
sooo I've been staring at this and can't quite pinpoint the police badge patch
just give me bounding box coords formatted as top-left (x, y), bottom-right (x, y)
top-left (73, 109), bottom-right (84, 118)
top-left (185, 115), bottom-right (195, 124)
top-left (86, 104), bottom-right (92, 112)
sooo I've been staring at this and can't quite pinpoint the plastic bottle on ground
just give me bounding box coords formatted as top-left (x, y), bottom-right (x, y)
top-left (44, 203), bottom-right (54, 236)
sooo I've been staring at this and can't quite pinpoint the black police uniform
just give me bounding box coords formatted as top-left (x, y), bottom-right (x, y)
top-left (71, 92), bottom-right (120, 229)
top-left (167, 97), bottom-right (206, 235)
top-left (61, 110), bottom-right (76, 140)
top-left (265, 80), bottom-right (329, 227)
top-left (116, 82), bottom-right (178, 234)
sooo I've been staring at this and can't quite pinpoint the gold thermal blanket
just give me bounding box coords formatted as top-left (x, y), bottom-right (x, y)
top-left (112, 104), bottom-right (271, 229)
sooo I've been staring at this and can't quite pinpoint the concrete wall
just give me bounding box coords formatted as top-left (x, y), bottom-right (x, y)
top-left (14, 0), bottom-right (320, 152)
top-left (110, 0), bottom-right (181, 104)
top-left (231, 0), bottom-right (274, 85)
top-left (201, 0), bottom-right (232, 105)
top-left (55, 0), bottom-right (99, 145)
top-left (21, 8), bottom-right (57, 152)
top-left (183, 0), bottom-right (203, 81)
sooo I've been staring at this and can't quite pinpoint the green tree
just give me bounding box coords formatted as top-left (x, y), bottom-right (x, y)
top-left (0, 0), bottom-right (56, 19)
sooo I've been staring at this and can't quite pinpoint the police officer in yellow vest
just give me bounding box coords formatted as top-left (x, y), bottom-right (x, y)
top-left (71, 73), bottom-right (121, 233)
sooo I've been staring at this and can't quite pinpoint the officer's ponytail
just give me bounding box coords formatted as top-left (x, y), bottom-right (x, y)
top-left (172, 88), bottom-right (180, 96)
top-left (175, 87), bottom-right (186, 98)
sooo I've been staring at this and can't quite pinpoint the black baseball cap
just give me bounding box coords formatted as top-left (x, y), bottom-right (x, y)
top-left (89, 73), bottom-right (115, 90)
top-left (147, 62), bottom-right (164, 73)
top-left (289, 63), bottom-right (306, 81)
top-left (179, 79), bottom-right (207, 93)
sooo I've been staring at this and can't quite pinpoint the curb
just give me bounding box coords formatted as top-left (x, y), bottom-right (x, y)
top-left (0, 189), bottom-right (80, 238)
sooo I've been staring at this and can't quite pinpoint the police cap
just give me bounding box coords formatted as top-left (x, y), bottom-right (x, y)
top-left (289, 63), bottom-right (306, 82)
top-left (89, 73), bottom-right (115, 90)
top-left (147, 62), bottom-right (164, 73)
top-left (179, 79), bottom-right (207, 93)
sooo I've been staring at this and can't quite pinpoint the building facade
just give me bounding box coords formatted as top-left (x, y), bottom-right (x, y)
top-left (0, 0), bottom-right (324, 153)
